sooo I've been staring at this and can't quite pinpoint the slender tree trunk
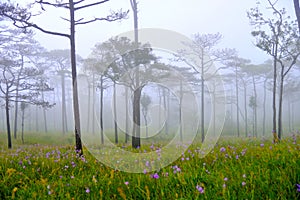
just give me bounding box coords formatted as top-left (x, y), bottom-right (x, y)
top-left (92, 74), bottom-right (95, 135)
top-left (113, 82), bottom-right (118, 144)
top-left (42, 91), bottom-right (48, 133)
top-left (131, 0), bottom-right (141, 148)
top-left (262, 79), bottom-right (267, 137)
top-left (6, 93), bottom-right (12, 149)
top-left (61, 73), bottom-right (66, 134)
top-left (158, 88), bottom-right (162, 132)
top-left (201, 50), bottom-right (205, 142)
top-left (293, 0), bottom-right (300, 33)
top-left (166, 89), bottom-right (170, 135)
top-left (69, 0), bottom-right (83, 155)
top-left (35, 106), bottom-right (39, 132)
top-left (278, 69), bottom-right (284, 139)
top-left (235, 65), bottom-right (240, 137)
top-left (21, 107), bottom-right (25, 144)
top-left (252, 76), bottom-right (257, 137)
top-left (13, 56), bottom-right (24, 139)
top-left (132, 87), bottom-right (141, 148)
top-left (100, 76), bottom-right (104, 144)
top-left (288, 95), bottom-right (291, 133)
top-left (87, 81), bottom-right (91, 133)
top-left (143, 109), bottom-right (148, 137)
top-left (179, 80), bottom-right (183, 142)
top-left (243, 81), bottom-right (248, 137)
top-left (163, 88), bottom-right (167, 135)
top-left (272, 42), bottom-right (278, 143)
top-left (125, 86), bottom-right (129, 143)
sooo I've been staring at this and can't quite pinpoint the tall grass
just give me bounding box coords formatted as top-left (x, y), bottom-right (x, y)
top-left (0, 133), bottom-right (299, 199)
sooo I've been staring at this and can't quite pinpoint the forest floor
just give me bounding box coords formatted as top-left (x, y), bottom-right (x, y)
top-left (0, 133), bottom-right (299, 199)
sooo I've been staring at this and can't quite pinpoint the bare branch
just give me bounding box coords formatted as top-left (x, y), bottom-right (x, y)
top-left (74, 0), bottom-right (110, 11)
top-left (35, 0), bottom-right (69, 9)
top-left (74, 10), bottom-right (129, 25)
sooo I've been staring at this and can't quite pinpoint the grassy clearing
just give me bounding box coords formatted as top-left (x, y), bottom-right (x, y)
top-left (0, 133), bottom-right (299, 199)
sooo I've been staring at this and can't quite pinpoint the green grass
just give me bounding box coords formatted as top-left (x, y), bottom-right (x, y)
top-left (0, 133), bottom-right (299, 199)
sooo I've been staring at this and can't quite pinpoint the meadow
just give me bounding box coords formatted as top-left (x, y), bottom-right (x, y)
top-left (0, 133), bottom-right (299, 199)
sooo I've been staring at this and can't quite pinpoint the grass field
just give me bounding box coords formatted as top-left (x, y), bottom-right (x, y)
top-left (0, 133), bottom-right (299, 199)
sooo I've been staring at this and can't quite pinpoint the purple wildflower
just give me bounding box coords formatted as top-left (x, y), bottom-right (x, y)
top-left (224, 177), bottom-right (228, 181)
top-left (196, 185), bottom-right (204, 193)
top-left (242, 182), bottom-right (246, 186)
top-left (85, 188), bottom-right (90, 193)
top-left (124, 181), bottom-right (129, 185)
top-left (220, 147), bottom-right (226, 152)
top-left (296, 184), bottom-right (300, 192)
top-left (152, 173), bottom-right (159, 179)
top-left (260, 143), bottom-right (264, 147)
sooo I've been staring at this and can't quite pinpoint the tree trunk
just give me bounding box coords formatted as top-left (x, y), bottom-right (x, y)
top-left (13, 56), bottom-right (24, 139)
top-left (113, 82), bottom-right (118, 144)
top-left (201, 50), bottom-right (205, 142)
top-left (163, 88), bottom-right (167, 135)
top-left (35, 106), bottom-right (39, 132)
top-left (262, 79), bottom-right (267, 137)
top-left (252, 76), bottom-right (257, 137)
top-left (131, 0), bottom-right (141, 148)
top-left (100, 75), bottom-right (104, 144)
top-left (21, 106), bottom-right (25, 144)
top-left (69, 0), bottom-right (83, 155)
top-left (243, 81), bottom-right (248, 137)
top-left (87, 81), bottom-right (91, 133)
top-left (235, 65), bottom-right (240, 137)
top-left (92, 73), bottom-right (95, 135)
top-left (132, 87), bottom-right (141, 148)
top-left (278, 68), bottom-right (284, 139)
top-left (6, 93), bottom-right (12, 149)
top-left (125, 86), bottom-right (129, 143)
top-left (42, 90), bottom-right (48, 133)
top-left (61, 73), bottom-right (66, 134)
top-left (272, 42), bottom-right (278, 143)
top-left (288, 95), bottom-right (291, 133)
top-left (294, 0), bottom-right (300, 33)
top-left (179, 80), bottom-right (183, 142)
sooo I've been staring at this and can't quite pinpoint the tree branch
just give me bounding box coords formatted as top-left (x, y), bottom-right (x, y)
top-left (35, 0), bottom-right (69, 9)
top-left (74, 0), bottom-right (110, 11)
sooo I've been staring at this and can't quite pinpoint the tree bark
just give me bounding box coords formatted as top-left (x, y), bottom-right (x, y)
top-left (125, 86), bottom-right (129, 143)
top-left (61, 73), bottom-right (66, 134)
top-left (272, 42), bottom-right (278, 143)
top-left (13, 55), bottom-right (24, 139)
top-left (21, 106), bottom-right (25, 144)
top-left (100, 75), bottom-right (104, 144)
top-left (131, 0), bottom-right (141, 148)
top-left (262, 79), bottom-right (267, 137)
top-left (6, 93), bottom-right (12, 149)
top-left (201, 50), bottom-right (205, 142)
top-left (243, 81), bottom-right (248, 137)
top-left (113, 82), bottom-right (118, 144)
top-left (42, 90), bottom-right (48, 133)
top-left (92, 73), bottom-right (95, 135)
top-left (252, 76), bottom-right (257, 137)
top-left (69, 0), bottom-right (83, 155)
top-left (235, 65), bottom-right (240, 137)
top-left (278, 67), bottom-right (284, 139)
top-left (294, 0), bottom-right (300, 33)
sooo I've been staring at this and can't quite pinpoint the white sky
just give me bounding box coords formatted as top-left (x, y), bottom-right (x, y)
top-left (20, 0), bottom-right (295, 64)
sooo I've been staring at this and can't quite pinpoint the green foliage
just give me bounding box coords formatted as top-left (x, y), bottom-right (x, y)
top-left (0, 134), bottom-right (299, 199)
